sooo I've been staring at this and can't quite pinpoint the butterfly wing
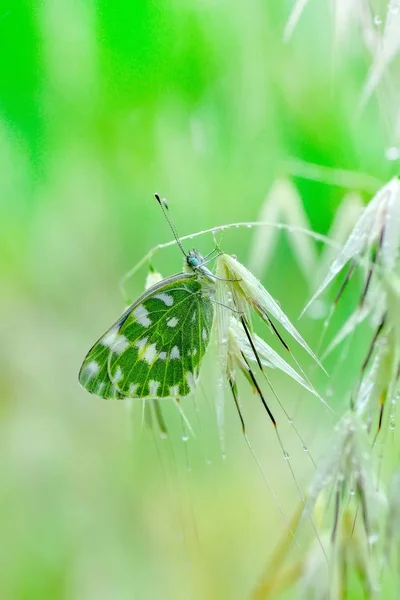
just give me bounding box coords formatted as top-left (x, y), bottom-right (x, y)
top-left (79, 274), bottom-right (214, 399)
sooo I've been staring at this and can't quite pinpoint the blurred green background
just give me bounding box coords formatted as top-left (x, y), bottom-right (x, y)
top-left (0, 1), bottom-right (398, 599)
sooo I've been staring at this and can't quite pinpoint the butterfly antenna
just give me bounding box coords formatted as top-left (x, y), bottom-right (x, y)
top-left (155, 193), bottom-right (187, 257)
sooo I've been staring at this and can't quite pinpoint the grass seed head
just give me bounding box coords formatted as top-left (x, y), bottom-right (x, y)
top-left (305, 412), bottom-right (385, 535)
top-left (304, 176), bottom-right (400, 314)
top-left (229, 317), bottom-right (322, 399)
top-left (217, 253), bottom-right (325, 370)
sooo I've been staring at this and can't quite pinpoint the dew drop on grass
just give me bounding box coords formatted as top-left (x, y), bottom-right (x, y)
top-left (160, 432), bottom-right (168, 440)
top-left (182, 433), bottom-right (189, 442)
top-left (368, 532), bottom-right (380, 545)
top-left (349, 488), bottom-right (355, 496)
top-left (307, 299), bottom-right (328, 319)
top-left (385, 147), bottom-right (400, 161)
top-left (283, 451), bottom-right (289, 460)
top-left (287, 418), bottom-right (293, 424)
top-left (373, 14), bottom-right (382, 25)
top-left (390, 418), bottom-right (396, 430)
top-left (303, 445), bottom-right (309, 452)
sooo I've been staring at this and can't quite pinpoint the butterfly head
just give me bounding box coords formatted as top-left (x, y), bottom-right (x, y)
top-left (186, 250), bottom-right (202, 269)
top-left (186, 249), bottom-right (215, 282)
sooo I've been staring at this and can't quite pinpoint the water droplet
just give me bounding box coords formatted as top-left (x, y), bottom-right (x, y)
top-left (368, 533), bottom-right (380, 545)
top-left (283, 451), bottom-right (289, 460)
top-left (246, 224), bottom-right (252, 229)
top-left (307, 299), bottom-right (328, 320)
top-left (182, 433), bottom-right (189, 442)
top-left (385, 146), bottom-right (400, 161)
top-left (303, 445), bottom-right (309, 452)
top-left (160, 432), bottom-right (168, 440)
top-left (221, 452), bottom-right (227, 461)
top-left (349, 488), bottom-right (355, 496)
top-left (390, 418), bottom-right (395, 430)
top-left (373, 14), bottom-right (382, 25)
top-left (287, 418), bottom-right (293, 424)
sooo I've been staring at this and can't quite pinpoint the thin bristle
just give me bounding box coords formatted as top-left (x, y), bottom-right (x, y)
top-left (240, 316), bottom-right (264, 371)
top-left (241, 351), bottom-right (277, 427)
top-left (334, 260), bottom-right (356, 305)
top-left (229, 378), bottom-right (246, 434)
top-left (361, 314), bottom-right (386, 373)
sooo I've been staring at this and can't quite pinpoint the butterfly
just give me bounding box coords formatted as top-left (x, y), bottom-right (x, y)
top-left (79, 195), bottom-right (217, 400)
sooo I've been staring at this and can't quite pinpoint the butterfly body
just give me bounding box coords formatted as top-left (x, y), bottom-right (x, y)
top-left (79, 252), bottom-right (215, 400)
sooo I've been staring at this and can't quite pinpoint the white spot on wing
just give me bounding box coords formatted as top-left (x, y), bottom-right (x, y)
top-left (153, 293), bottom-right (174, 306)
top-left (134, 337), bottom-right (148, 351)
top-left (167, 317), bottom-right (179, 328)
top-left (148, 380), bottom-right (160, 396)
top-left (129, 383), bottom-right (139, 396)
top-left (170, 346), bottom-right (180, 359)
top-left (97, 382), bottom-right (105, 394)
top-left (112, 366), bottom-right (123, 383)
top-left (202, 328), bottom-right (208, 341)
top-left (133, 305), bottom-right (152, 327)
top-left (102, 328), bottom-right (129, 354)
top-left (191, 311), bottom-right (197, 322)
top-left (158, 351), bottom-right (167, 360)
top-left (143, 343), bottom-right (158, 364)
top-left (169, 385), bottom-right (180, 397)
top-left (85, 360), bottom-right (100, 377)
top-left (192, 347), bottom-right (198, 356)
top-left (80, 360), bottom-right (100, 385)
top-left (110, 384), bottom-right (119, 398)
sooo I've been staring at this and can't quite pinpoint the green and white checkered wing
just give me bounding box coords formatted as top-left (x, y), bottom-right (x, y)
top-left (79, 274), bottom-right (214, 399)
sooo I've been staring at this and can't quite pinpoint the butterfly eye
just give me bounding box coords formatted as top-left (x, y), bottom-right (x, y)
top-left (187, 255), bottom-right (200, 268)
